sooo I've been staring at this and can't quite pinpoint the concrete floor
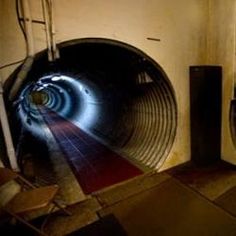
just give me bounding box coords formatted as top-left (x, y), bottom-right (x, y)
top-left (39, 161), bottom-right (236, 236)
top-left (2, 160), bottom-right (236, 235)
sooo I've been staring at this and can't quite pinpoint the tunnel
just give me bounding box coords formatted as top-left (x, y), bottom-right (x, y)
top-left (5, 38), bottom-right (177, 193)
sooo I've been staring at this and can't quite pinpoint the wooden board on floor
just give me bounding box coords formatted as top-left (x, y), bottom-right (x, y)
top-left (215, 186), bottom-right (236, 217)
top-left (99, 178), bottom-right (236, 236)
top-left (94, 171), bottom-right (170, 207)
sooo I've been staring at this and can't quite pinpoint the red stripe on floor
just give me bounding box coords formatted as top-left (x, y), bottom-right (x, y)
top-left (39, 108), bottom-right (142, 194)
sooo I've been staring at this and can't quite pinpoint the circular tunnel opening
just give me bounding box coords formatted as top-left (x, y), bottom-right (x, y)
top-left (7, 38), bottom-right (177, 187)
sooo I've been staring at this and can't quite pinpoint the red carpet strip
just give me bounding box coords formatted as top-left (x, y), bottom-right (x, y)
top-left (39, 108), bottom-right (142, 194)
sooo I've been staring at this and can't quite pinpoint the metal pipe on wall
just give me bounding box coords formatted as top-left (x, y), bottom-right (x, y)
top-left (42, 0), bottom-right (59, 61)
top-left (9, 0), bottom-right (35, 101)
top-left (0, 82), bottom-right (19, 170)
top-left (21, 0), bottom-right (34, 57)
top-left (49, 0), bottom-right (60, 59)
top-left (5, 0), bottom-right (35, 169)
top-left (42, 0), bottom-right (53, 61)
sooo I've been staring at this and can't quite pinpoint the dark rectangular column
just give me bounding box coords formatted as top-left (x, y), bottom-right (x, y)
top-left (190, 66), bottom-right (222, 165)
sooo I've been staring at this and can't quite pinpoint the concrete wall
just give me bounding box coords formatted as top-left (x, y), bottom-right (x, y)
top-left (207, 0), bottom-right (236, 165)
top-left (0, 0), bottom-right (209, 170)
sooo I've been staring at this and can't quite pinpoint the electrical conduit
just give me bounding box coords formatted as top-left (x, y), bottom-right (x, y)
top-left (0, 82), bottom-right (19, 170)
top-left (9, 0), bottom-right (35, 101)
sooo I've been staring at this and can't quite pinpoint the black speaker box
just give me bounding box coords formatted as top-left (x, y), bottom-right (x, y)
top-left (190, 65), bottom-right (222, 165)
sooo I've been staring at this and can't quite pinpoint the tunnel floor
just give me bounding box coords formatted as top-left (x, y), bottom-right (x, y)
top-left (38, 107), bottom-right (143, 194)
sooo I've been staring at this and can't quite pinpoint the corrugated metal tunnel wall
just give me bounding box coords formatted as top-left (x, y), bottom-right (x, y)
top-left (122, 78), bottom-right (176, 168)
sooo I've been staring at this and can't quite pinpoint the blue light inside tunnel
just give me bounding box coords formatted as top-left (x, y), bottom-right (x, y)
top-left (16, 74), bottom-right (102, 139)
